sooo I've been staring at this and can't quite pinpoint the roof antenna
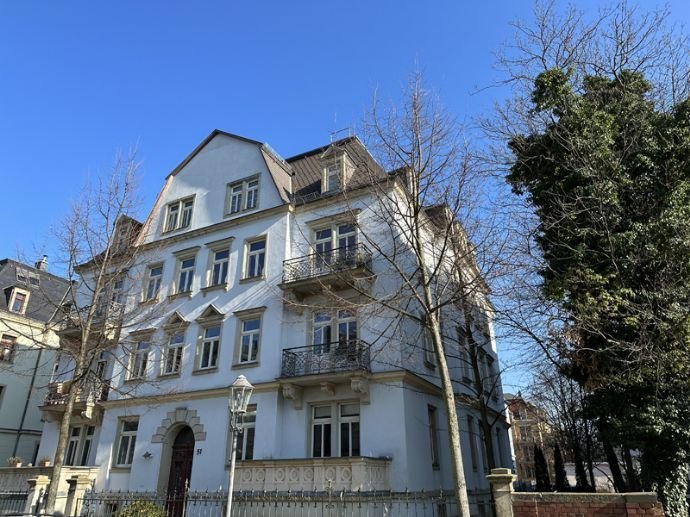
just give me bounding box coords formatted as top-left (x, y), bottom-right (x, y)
top-left (330, 127), bottom-right (352, 143)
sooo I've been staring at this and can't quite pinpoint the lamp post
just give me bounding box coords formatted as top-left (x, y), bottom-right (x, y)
top-left (225, 375), bottom-right (253, 517)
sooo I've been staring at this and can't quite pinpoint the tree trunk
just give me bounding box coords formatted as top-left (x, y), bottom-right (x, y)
top-left (601, 433), bottom-right (627, 493)
top-left (622, 448), bottom-right (641, 491)
top-left (45, 381), bottom-right (80, 513)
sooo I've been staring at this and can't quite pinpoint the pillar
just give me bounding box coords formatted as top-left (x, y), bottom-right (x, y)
top-left (487, 468), bottom-right (516, 517)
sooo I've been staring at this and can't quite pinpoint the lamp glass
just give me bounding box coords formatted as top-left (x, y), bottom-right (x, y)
top-left (229, 375), bottom-right (254, 414)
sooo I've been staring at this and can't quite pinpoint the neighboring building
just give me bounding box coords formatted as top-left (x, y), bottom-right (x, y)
top-left (0, 257), bottom-right (69, 464)
top-left (505, 393), bottom-right (554, 489)
top-left (38, 130), bottom-right (512, 511)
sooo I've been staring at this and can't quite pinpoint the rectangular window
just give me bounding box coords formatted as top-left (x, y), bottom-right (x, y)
top-left (312, 311), bottom-right (333, 353)
top-left (80, 426), bottom-right (95, 466)
top-left (0, 335), bottom-right (16, 362)
top-left (177, 257), bottom-right (195, 293)
top-left (211, 249), bottom-right (230, 287)
top-left (144, 265), bottom-right (163, 301)
top-left (227, 177), bottom-right (260, 214)
top-left (129, 342), bottom-right (149, 379)
top-left (239, 317), bottom-right (261, 364)
top-left (428, 405), bottom-right (440, 469)
top-left (111, 278), bottom-right (125, 305)
top-left (311, 403), bottom-right (360, 458)
top-left (65, 425), bottom-right (95, 466)
top-left (163, 332), bottom-right (184, 375)
top-left (199, 326), bottom-right (220, 370)
top-left (236, 405), bottom-right (256, 461)
top-left (458, 327), bottom-right (473, 381)
top-left (421, 314), bottom-right (436, 368)
top-left (164, 197), bottom-right (194, 232)
top-left (115, 419), bottom-right (138, 467)
top-left (339, 404), bottom-right (360, 457)
top-left (323, 160), bottom-right (342, 193)
top-left (10, 290), bottom-right (28, 314)
top-left (244, 238), bottom-right (266, 279)
top-left (312, 405), bottom-right (332, 458)
top-left (65, 426), bottom-right (81, 466)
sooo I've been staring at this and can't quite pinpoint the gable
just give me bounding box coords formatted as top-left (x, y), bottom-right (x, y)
top-left (141, 132), bottom-right (291, 244)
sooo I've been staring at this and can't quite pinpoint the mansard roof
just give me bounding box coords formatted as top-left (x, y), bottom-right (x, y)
top-left (286, 136), bottom-right (386, 204)
top-left (0, 258), bottom-right (71, 323)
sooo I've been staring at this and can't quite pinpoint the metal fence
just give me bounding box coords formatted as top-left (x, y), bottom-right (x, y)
top-left (77, 489), bottom-right (485, 517)
top-left (0, 491), bottom-right (29, 515)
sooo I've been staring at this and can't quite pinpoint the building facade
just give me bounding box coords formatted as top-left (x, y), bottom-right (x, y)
top-left (38, 131), bottom-right (512, 510)
top-left (0, 258), bottom-right (69, 464)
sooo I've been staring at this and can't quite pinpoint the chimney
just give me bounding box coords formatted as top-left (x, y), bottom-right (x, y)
top-left (35, 255), bottom-right (48, 271)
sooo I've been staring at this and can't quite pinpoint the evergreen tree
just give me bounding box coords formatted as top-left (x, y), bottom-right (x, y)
top-left (534, 445), bottom-right (551, 492)
top-left (554, 443), bottom-right (570, 492)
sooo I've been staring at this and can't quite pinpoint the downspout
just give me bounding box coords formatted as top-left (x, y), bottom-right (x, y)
top-left (12, 348), bottom-right (43, 460)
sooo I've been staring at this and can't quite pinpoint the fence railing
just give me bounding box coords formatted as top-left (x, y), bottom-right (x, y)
top-left (78, 488), bottom-right (465, 517)
top-left (282, 244), bottom-right (372, 284)
top-left (0, 491), bottom-right (28, 515)
top-left (281, 340), bottom-right (371, 377)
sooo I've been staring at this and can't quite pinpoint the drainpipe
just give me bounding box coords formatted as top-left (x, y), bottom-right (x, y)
top-left (13, 348), bottom-right (43, 460)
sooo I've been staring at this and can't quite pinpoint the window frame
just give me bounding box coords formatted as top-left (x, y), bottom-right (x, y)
top-left (0, 335), bottom-right (16, 363)
top-left (225, 175), bottom-right (260, 215)
top-left (128, 341), bottom-right (150, 380)
top-left (233, 308), bottom-right (265, 367)
top-left (197, 324), bottom-right (221, 371)
top-left (161, 331), bottom-right (185, 376)
top-left (322, 156), bottom-right (344, 193)
top-left (163, 196), bottom-right (195, 233)
top-left (235, 404), bottom-right (256, 461)
top-left (171, 248), bottom-right (199, 296)
top-left (204, 238), bottom-right (234, 290)
top-left (428, 405), bottom-right (440, 470)
top-left (242, 236), bottom-right (267, 280)
top-left (114, 418), bottom-right (139, 468)
top-left (8, 288), bottom-right (30, 315)
top-left (143, 263), bottom-right (164, 302)
top-left (310, 401), bottom-right (360, 459)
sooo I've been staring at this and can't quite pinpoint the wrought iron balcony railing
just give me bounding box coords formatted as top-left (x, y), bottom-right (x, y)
top-left (44, 377), bottom-right (110, 406)
top-left (282, 244), bottom-right (372, 284)
top-left (281, 340), bottom-right (371, 377)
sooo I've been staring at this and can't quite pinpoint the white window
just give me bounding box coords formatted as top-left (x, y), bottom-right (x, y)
top-left (162, 332), bottom-right (184, 375)
top-left (9, 289), bottom-right (29, 314)
top-left (111, 278), bottom-right (125, 305)
top-left (238, 317), bottom-right (261, 364)
top-left (421, 314), bottom-right (436, 367)
top-left (323, 159), bottom-right (343, 193)
top-left (0, 335), bottom-right (16, 363)
top-left (244, 238), bottom-right (266, 279)
top-left (458, 327), bottom-right (473, 381)
top-left (144, 265), bottom-right (163, 301)
top-left (210, 249), bottom-right (230, 287)
top-left (199, 325), bottom-right (220, 370)
top-left (235, 405), bottom-right (256, 461)
top-left (311, 403), bottom-right (360, 458)
top-left (164, 197), bottom-right (194, 232)
top-left (64, 425), bottom-right (95, 466)
top-left (312, 311), bottom-right (333, 353)
top-left (129, 341), bottom-right (149, 379)
top-left (311, 310), bottom-right (358, 354)
top-left (115, 419), bottom-right (138, 467)
top-left (313, 223), bottom-right (357, 270)
top-left (177, 257), bottom-right (195, 293)
top-left (227, 177), bottom-right (260, 214)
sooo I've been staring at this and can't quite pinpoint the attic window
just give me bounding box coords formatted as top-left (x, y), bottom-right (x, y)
top-left (323, 158), bottom-right (343, 193)
top-left (8, 288), bottom-right (30, 315)
top-left (226, 176), bottom-right (260, 215)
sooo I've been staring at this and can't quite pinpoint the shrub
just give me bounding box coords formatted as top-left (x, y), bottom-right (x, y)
top-left (116, 500), bottom-right (166, 517)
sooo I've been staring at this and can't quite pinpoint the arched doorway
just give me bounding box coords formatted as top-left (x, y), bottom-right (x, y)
top-left (166, 426), bottom-right (194, 517)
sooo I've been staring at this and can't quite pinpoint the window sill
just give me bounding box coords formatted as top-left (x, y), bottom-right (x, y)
top-left (223, 207), bottom-right (259, 219)
top-left (123, 377), bottom-right (146, 384)
top-left (110, 466), bottom-right (132, 472)
top-left (432, 463), bottom-right (440, 471)
top-left (424, 360), bottom-right (437, 370)
top-left (161, 225), bottom-right (191, 236)
top-left (158, 372), bottom-right (181, 379)
top-left (139, 298), bottom-right (159, 306)
top-left (201, 284), bottom-right (229, 296)
top-left (192, 367), bottom-right (218, 376)
top-left (240, 275), bottom-right (265, 284)
top-left (232, 361), bottom-right (259, 369)
top-left (168, 291), bottom-right (193, 301)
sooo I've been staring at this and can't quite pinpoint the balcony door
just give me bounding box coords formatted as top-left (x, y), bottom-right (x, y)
top-left (313, 223), bottom-right (357, 273)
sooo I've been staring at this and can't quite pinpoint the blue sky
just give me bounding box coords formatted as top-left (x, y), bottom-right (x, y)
top-left (2, 1), bottom-right (689, 389)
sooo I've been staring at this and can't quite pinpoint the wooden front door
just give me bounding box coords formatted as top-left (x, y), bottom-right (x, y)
top-left (166, 427), bottom-right (194, 517)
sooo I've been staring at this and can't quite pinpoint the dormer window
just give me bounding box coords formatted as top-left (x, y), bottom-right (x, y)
top-left (164, 197), bottom-right (194, 233)
top-left (323, 158), bottom-right (343, 193)
top-left (8, 289), bottom-right (29, 315)
top-left (226, 176), bottom-right (260, 215)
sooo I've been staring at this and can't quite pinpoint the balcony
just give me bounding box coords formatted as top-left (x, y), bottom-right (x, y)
top-left (233, 457), bottom-right (390, 491)
top-left (280, 244), bottom-right (373, 298)
top-left (41, 377), bottom-right (109, 421)
top-left (281, 340), bottom-right (371, 378)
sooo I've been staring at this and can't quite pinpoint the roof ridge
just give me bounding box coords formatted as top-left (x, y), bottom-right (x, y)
top-left (285, 136), bottom-right (358, 163)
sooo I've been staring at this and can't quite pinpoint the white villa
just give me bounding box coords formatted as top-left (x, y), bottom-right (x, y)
top-left (36, 130), bottom-right (512, 513)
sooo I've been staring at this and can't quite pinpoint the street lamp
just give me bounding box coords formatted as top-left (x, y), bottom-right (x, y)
top-left (225, 375), bottom-right (254, 517)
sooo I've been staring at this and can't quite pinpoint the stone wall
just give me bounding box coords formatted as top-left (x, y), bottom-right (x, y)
top-left (487, 468), bottom-right (664, 517)
top-left (512, 492), bottom-right (664, 517)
